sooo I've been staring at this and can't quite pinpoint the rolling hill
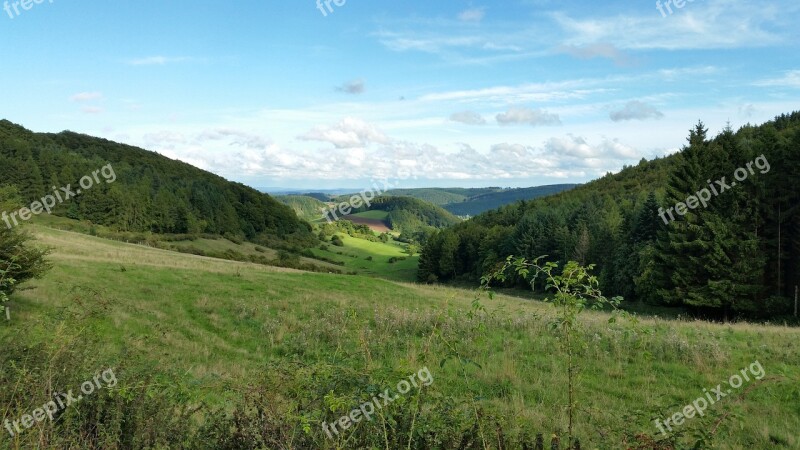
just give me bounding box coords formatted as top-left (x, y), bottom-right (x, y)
top-left (347, 196), bottom-right (461, 236)
top-left (382, 185), bottom-right (577, 216)
top-left (420, 113), bottom-right (800, 320)
top-left (441, 184), bottom-right (578, 216)
top-left (0, 120), bottom-right (314, 248)
top-left (1, 222), bottom-right (797, 448)
top-left (275, 195), bottom-right (328, 222)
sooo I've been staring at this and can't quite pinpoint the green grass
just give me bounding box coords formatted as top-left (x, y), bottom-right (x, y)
top-left (310, 233), bottom-right (418, 281)
top-left (1, 226), bottom-right (799, 448)
top-left (349, 210), bottom-right (390, 220)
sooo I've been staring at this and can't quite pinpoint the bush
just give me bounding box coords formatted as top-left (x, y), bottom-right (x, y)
top-left (331, 236), bottom-right (344, 247)
top-left (0, 187), bottom-right (51, 311)
top-left (223, 232), bottom-right (244, 245)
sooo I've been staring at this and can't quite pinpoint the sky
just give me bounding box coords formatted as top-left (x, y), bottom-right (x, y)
top-left (1, 0), bottom-right (799, 190)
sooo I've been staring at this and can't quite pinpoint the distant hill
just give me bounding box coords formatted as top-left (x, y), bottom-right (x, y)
top-left (0, 120), bottom-right (315, 247)
top-left (275, 195), bottom-right (328, 221)
top-left (383, 185), bottom-right (577, 216)
top-left (343, 196), bottom-right (461, 236)
top-left (442, 184), bottom-right (578, 216)
top-left (300, 192), bottom-right (334, 202)
top-left (383, 188), bottom-right (470, 205)
top-left (384, 187), bottom-right (501, 205)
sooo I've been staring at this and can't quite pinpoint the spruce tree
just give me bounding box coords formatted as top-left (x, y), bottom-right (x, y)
top-left (654, 122), bottom-right (711, 307)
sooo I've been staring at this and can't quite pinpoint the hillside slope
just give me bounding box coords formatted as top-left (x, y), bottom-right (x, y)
top-left (0, 225), bottom-right (797, 448)
top-left (420, 113), bottom-right (800, 320)
top-left (348, 196), bottom-right (461, 235)
top-left (276, 195), bottom-right (328, 222)
top-left (0, 120), bottom-right (313, 246)
top-left (442, 184), bottom-right (578, 216)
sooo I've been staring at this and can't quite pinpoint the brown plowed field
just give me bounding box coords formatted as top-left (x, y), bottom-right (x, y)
top-left (343, 215), bottom-right (391, 233)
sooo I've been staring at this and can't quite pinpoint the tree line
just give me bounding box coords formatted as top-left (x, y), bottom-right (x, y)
top-left (419, 113), bottom-right (800, 320)
top-left (0, 120), bottom-right (314, 247)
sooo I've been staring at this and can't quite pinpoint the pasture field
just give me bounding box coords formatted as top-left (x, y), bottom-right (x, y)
top-left (0, 226), bottom-right (798, 448)
top-left (310, 233), bottom-right (419, 281)
top-left (349, 210), bottom-right (390, 221)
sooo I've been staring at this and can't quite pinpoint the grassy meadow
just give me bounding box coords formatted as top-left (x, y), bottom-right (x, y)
top-left (0, 225), bottom-right (798, 449)
top-left (349, 211), bottom-right (390, 221)
top-left (310, 233), bottom-right (419, 282)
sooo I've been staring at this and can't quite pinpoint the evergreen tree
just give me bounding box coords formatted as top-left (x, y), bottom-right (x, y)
top-left (654, 122), bottom-right (712, 307)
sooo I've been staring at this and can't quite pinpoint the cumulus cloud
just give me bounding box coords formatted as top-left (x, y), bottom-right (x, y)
top-left (496, 106), bottom-right (561, 127)
top-left (545, 135), bottom-right (639, 161)
top-left (129, 125), bottom-right (645, 182)
top-left (337, 79), bottom-right (365, 94)
top-left (70, 92), bottom-right (103, 102)
top-left (142, 130), bottom-right (188, 150)
top-left (298, 117), bottom-right (389, 149)
top-left (450, 110), bottom-right (487, 125)
top-left (609, 101), bottom-right (664, 122)
top-left (458, 8), bottom-right (485, 22)
top-left (196, 129), bottom-right (272, 150)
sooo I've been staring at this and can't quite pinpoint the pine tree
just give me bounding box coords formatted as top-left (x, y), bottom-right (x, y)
top-left (654, 122), bottom-right (712, 307)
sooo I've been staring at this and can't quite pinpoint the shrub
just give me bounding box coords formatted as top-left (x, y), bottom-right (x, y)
top-left (223, 232), bottom-right (244, 245)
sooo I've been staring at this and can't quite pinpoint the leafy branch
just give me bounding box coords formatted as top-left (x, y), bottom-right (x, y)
top-left (482, 255), bottom-right (629, 446)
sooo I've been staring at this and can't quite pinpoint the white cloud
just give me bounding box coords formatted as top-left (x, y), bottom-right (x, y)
top-left (450, 110), bottom-right (487, 125)
top-left (557, 43), bottom-right (629, 65)
top-left (754, 70), bottom-right (800, 88)
top-left (419, 79), bottom-right (614, 104)
top-left (196, 129), bottom-right (272, 149)
top-left (70, 92), bottom-right (103, 102)
top-left (545, 135), bottom-right (639, 161)
top-left (609, 101), bottom-right (664, 122)
top-left (458, 8), bottom-right (485, 23)
top-left (298, 117), bottom-right (390, 149)
top-left (496, 106), bottom-right (561, 127)
top-left (81, 106), bottom-right (104, 114)
top-left (143, 130), bottom-right (188, 149)
top-left (552, 1), bottom-right (786, 51)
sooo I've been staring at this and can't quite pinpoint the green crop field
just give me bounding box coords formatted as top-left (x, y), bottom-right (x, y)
top-left (349, 210), bottom-right (390, 221)
top-left (310, 233), bottom-right (419, 281)
top-left (1, 225), bottom-right (798, 449)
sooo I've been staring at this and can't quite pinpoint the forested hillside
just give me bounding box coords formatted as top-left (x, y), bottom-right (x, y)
top-left (0, 120), bottom-right (314, 245)
top-left (276, 195), bottom-right (328, 221)
top-left (349, 196), bottom-right (461, 239)
top-left (383, 188), bottom-right (474, 205)
top-left (442, 184), bottom-right (578, 216)
top-left (420, 113), bottom-right (800, 320)
top-left (383, 185), bottom-right (577, 216)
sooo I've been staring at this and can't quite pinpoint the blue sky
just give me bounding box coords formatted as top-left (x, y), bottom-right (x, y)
top-left (1, 0), bottom-right (799, 190)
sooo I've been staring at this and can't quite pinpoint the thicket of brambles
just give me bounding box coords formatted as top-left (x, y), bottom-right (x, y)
top-left (419, 112), bottom-right (800, 321)
top-left (0, 120), bottom-right (315, 248)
